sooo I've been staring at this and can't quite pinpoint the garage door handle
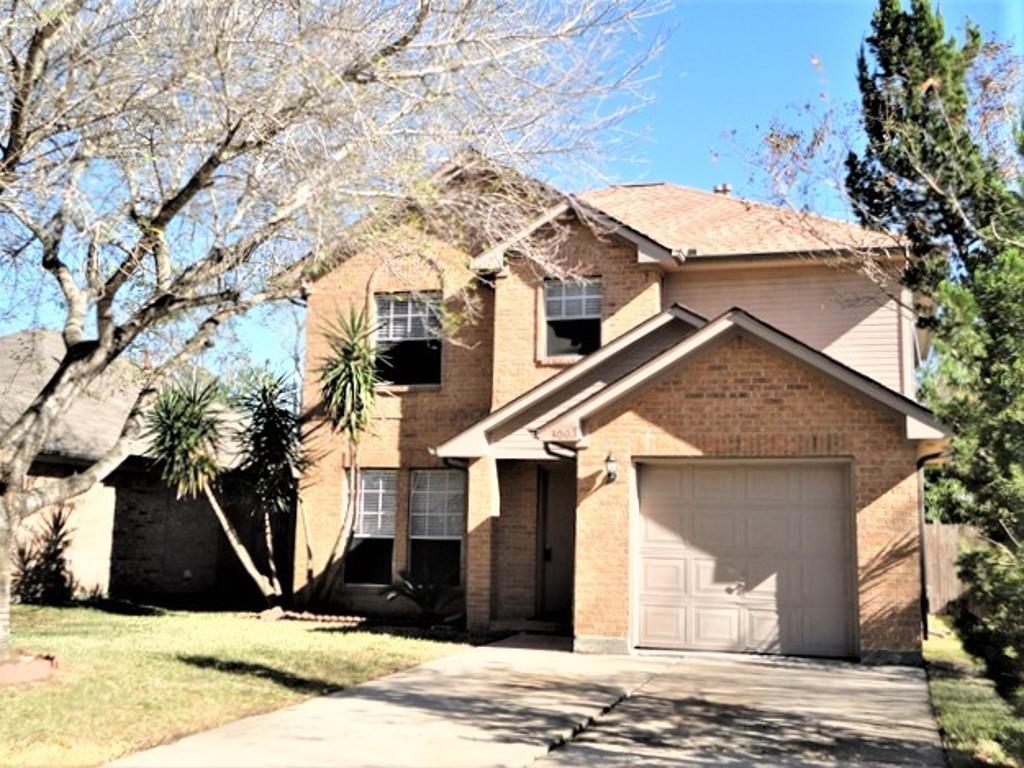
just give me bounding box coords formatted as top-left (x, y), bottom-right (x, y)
top-left (726, 581), bottom-right (745, 594)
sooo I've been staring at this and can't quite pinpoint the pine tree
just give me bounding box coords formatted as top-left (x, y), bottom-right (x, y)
top-left (846, 0), bottom-right (1024, 695)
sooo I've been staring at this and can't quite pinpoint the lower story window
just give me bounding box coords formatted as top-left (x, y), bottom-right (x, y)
top-left (409, 469), bottom-right (465, 587)
top-left (344, 469), bottom-right (396, 585)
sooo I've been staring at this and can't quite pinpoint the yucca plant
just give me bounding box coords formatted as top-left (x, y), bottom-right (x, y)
top-left (316, 308), bottom-right (382, 595)
top-left (235, 374), bottom-right (307, 597)
top-left (145, 380), bottom-right (280, 601)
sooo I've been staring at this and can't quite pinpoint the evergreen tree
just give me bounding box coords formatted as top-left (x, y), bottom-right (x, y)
top-left (846, 0), bottom-right (1024, 695)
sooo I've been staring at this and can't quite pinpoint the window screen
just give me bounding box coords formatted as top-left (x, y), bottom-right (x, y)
top-left (544, 279), bottom-right (602, 357)
top-left (409, 470), bottom-right (464, 586)
top-left (374, 293), bottom-right (442, 385)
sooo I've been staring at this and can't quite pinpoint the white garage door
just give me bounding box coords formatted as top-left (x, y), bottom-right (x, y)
top-left (636, 462), bottom-right (856, 658)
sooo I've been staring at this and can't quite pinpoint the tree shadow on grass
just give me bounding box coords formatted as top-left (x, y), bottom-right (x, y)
top-left (178, 655), bottom-right (338, 695)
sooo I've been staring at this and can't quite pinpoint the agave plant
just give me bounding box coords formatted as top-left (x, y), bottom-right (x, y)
top-left (145, 380), bottom-right (280, 601)
top-left (381, 570), bottom-right (464, 624)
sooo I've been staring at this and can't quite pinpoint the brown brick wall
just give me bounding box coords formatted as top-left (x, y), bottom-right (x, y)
top-left (575, 331), bottom-right (922, 658)
top-left (296, 226), bottom-right (494, 606)
top-left (298, 220), bottom-right (660, 613)
top-left (494, 460), bottom-right (539, 620)
top-left (490, 224), bottom-right (661, 408)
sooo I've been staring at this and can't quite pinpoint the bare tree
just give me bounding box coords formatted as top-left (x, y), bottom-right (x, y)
top-left (0, 0), bottom-right (663, 657)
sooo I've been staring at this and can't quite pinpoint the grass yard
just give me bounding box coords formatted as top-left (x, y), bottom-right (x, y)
top-left (3, 604), bottom-right (464, 767)
top-left (924, 615), bottom-right (1024, 767)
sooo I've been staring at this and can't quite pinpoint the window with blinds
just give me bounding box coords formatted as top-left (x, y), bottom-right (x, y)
top-left (409, 469), bottom-right (465, 587)
top-left (374, 292), bottom-right (442, 385)
top-left (344, 469), bottom-right (396, 585)
top-left (543, 278), bottom-right (602, 357)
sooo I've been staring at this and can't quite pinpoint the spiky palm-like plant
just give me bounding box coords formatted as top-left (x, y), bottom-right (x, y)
top-left (316, 309), bottom-right (382, 592)
top-left (145, 381), bottom-right (280, 601)
top-left (236, 374), bottom-right (307, 597)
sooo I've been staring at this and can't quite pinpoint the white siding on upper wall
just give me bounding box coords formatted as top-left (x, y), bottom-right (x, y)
top-left (663, 264), bottom-right (905, 392)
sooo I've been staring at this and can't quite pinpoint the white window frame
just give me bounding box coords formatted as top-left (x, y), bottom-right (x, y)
top-left (353, 469), bottom-right (397, 538)
top-left (374, 292), bottom-right (442, 342)
top-left (543, 278), bottom-right (602, 321)
top-left (409, 469), bottom-right (466, 541)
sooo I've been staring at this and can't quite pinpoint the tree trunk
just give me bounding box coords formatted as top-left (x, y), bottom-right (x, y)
top-left (262, 508), bottom-right (282, 597)
top-left (202, 487), bottom-right (279, 603)
top-left (0, 513), bottom-right (14, 662)
top-left (314, 443), bottom-right (359, 603)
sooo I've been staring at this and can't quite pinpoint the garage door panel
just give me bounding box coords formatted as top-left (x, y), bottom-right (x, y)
top-left (691, 466), bottom-right (738, 502)
top-left (641, 556), bottom-right (687, 596)
top-left (692, 606), bottom-right (742, 649)
top-left (642, 504), bottom-right (687, 544)
top-left (691, 509), bottom-right (740, 552)
top-left (799, 610), bottom-right (856, 655)
top-left (746, 512), bottom-right (796, 553)
top-left (693, 557), bottom-right (744, 599)
top-left (798, 558), bottom-right (852, 603)
top-left (639, 603), bottom-right (685, 646)
top-left (799, 465), bottom-right (850, 503)
top-left (745, 467), bottom-right (793, 502)
top-left (800, 509), bottom-right (847, 555)
top-left (637, 462), bottom-right (855, 658)
top-left (747, 607), bottom-right (783, 652)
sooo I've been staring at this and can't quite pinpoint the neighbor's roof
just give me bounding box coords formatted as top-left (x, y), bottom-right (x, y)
top-left (577, 183), bottom-right (900, 258)
top-left (0, 330), bottom-right (144, 463)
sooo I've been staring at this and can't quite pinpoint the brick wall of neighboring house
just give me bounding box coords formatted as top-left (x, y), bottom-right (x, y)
top-left (490, 224), bottom-right (661, 408)
top-left (296, 225), bottom-right (495, 606)
top-left (110, 472), bottom-right (268, 606)
top-left (575, 332), bottom-right (922, 660)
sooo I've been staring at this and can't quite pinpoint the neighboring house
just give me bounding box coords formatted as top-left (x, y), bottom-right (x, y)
top-left (1, 331), bottom-right (274, 605)
top-left (296, 172), bottom-right (949, 663)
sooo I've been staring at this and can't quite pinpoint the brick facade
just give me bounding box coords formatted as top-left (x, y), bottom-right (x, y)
top-left (299, 215), bottom-right (926, 661)
top-left (575, 332), bottom-right (922, 659)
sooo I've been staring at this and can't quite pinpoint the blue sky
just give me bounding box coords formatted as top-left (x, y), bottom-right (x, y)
top-left (242, 0), bottom-right (1021, 379)
top-left (596, 0), bottom-right (1022, 194)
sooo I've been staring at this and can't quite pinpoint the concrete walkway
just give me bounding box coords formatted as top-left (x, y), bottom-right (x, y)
top-left (112, 638), bottom-right (943, 768)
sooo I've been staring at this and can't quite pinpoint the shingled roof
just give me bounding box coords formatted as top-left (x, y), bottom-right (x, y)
top-left (0, 330), bottom-right (143, 464)
top-left (578, 183), bottom-right (899, 258)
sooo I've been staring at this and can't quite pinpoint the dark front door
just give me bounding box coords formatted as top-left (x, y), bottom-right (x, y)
top-left (537, 462), bottom-right (576, 621)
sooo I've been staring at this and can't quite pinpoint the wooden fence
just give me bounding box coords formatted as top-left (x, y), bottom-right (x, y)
top-left (923, 522), bottom-right (982, 613)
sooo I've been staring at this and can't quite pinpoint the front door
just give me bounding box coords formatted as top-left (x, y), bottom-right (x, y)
top-left (537, 462), bottom-right (576, 621)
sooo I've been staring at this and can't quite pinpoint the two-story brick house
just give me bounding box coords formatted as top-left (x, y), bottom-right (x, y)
top-left (296, 173), bottom-right (948, 663)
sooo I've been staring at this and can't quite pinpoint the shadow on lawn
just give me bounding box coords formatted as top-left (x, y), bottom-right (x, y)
top-left (178, 655), bottom-right (337, 695)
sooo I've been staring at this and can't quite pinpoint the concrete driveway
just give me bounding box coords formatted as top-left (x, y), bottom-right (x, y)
top-left (112, 636), bottom-right (943, 768)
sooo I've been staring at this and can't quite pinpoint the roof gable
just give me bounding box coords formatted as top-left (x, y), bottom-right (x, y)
top-left (432, 304), bottom-right (706, 458)
top-left (535, 307), bottom-right (948, 445)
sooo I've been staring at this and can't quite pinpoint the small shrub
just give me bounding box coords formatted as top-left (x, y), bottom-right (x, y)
top-left (13, 506), bottom-right (78, 605)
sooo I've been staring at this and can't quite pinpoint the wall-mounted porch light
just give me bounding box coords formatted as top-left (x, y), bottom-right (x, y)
top-left (604, 453), bottom-right (619, 484)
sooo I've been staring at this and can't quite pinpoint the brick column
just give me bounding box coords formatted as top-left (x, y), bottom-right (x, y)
top-left (465, 455), bottom-right (499, 631)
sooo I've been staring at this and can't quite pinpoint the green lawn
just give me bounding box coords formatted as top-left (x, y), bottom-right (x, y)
top-left (924, 615), bottom-right (1024, 767)
top-left (3, 605), bottom-right (463, 767)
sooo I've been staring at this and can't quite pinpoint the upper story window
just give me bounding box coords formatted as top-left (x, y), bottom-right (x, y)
top-left (544, 278), bottom-right (602, 357)
top-left (374, 292), bottom-right (442, 386)
top-left (344, 469), bottom-right (396, 585)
